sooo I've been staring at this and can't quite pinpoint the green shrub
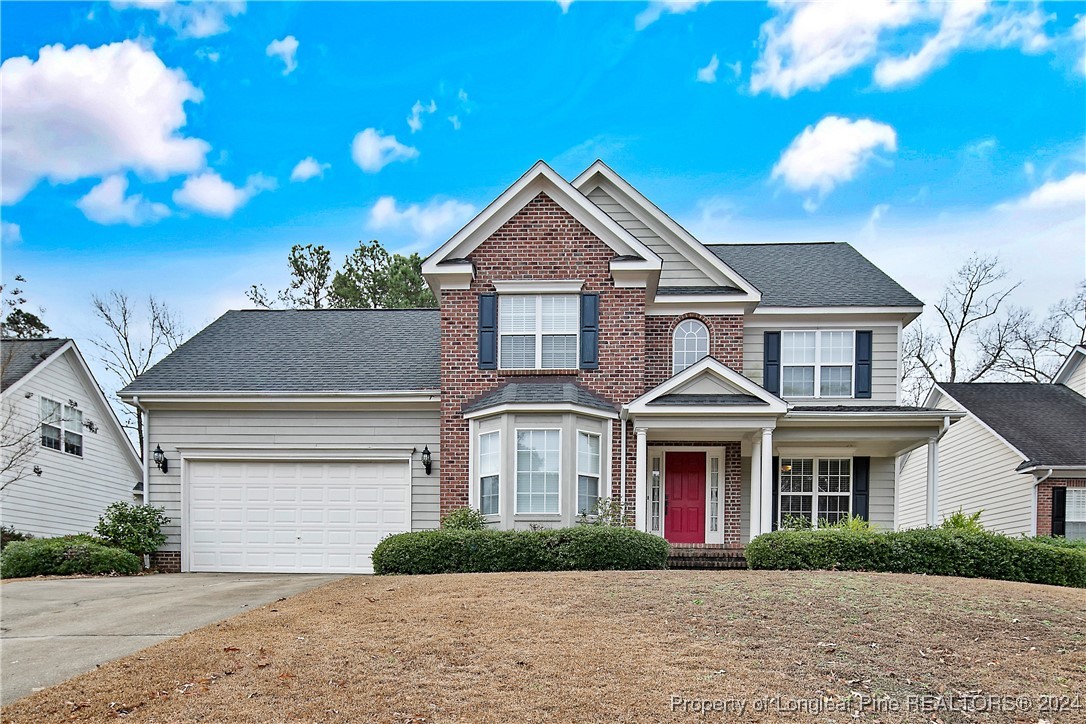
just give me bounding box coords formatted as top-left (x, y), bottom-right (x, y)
top-left (576, 497), bottom-right (629, 527)
top-left (372, 526), bottom-right (670, 575)
top-left (746, 527), bottom-right (1086, 588)
top-left (0, 536), bottom-right (141, 579)
top-left (941, 507), bottom-right (985, 533)
top-left (95, 502), bottom-right (169, 558)
top-left (822, 514), bottom-right (873, 531)
top-left (440, 507), bottom-right (488, 531)
top-left (1028, 536), bottom-right (1086, 550)
top-left (0, 525), bottom-right (33, 550)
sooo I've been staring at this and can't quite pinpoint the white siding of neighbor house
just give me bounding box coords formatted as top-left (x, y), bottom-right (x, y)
top-left (145, 406), bottom-right (440, 552)
top-left (0, 350), bottom-right (141, 537)
top-left (738, 455), bottom-right (895, 544)
top-left (586, 187), bottom-right (717, 288)
top-left (743, 324), bottom-right (900, 404)
top-left (896, 396), bottom-right (1032, 535)
top-left (1066, 360), bottom-right (1086, 398)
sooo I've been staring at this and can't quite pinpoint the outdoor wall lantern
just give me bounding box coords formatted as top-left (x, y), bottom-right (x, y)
top-left (421, 445), bottom-right (433, 475)
top-left (152, 445), bottom-right (169, 473)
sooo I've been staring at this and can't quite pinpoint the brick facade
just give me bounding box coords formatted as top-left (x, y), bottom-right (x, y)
top-left (150, 551), bottom-right (181, 573)
top-left (1036, 478), bottom-right (1085, 537)
top-left (645, 312), bottom-right (744, 389)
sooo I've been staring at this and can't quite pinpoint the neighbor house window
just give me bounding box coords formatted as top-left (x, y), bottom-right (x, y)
top-left (499, 295), bottom-right (579, 369)
top-left (673, 319), bottom-right (709, 374)
top-left (1067, 488), bottom-right (1086, 541)
top-left (515, 429), bottom-right (560, 514)
top-left (781, 331), bottom-right (854, 398)
top-left (478, 431), bottom-right (500, 516)
top-left (779, 457), bottom-right (851, 528)
top-left (577, 431), bottom-right (601, 515)
top-left (41, 397), bottom-right (82, 457)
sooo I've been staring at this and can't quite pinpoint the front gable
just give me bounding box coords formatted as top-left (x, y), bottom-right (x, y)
top-left (627, 356), bottom-right (789, 415)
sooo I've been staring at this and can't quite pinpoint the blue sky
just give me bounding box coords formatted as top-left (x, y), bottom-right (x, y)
top-left (2, 0), bottom-right (1084, 389)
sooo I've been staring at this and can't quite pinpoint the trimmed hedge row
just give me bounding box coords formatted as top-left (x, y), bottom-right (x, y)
top-left (745, 528), bottom-right (1086, 588)
top-left (372, 526), bottom-right (670, 575)
top-left (0, 535), bottom-right (142, 579)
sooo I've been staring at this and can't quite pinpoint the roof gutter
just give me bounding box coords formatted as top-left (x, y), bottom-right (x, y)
top-left (619, 407), bottom-right (628, 514)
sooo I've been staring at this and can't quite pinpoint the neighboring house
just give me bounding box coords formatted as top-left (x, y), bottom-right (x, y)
top-left (898, 345), bottom-right (1086, 539)
top-left (120, 161), bottom-right (960, 574)
top-left (1, 338), bottom-right (143, 536)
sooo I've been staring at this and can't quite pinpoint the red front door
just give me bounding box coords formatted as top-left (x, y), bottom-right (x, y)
top-left (663, 452), bottom-right (706, 544)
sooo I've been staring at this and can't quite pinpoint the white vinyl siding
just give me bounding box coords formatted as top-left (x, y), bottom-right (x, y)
top-left (897, 396), bottom-right (1032, 535)
top-left (745, 324), bottom-right (900, 404)
top-left (0, 351), bottom-right (141, 537)
top-left (145, 407), bottom-right (440, 552)
top-left (1066, 359), bottom-right (1086, 397)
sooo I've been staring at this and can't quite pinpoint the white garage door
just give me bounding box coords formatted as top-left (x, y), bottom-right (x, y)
top-left (187, 459), bottom-right (410, 574)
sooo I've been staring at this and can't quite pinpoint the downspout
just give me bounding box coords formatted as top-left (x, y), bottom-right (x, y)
top-left (1031, 468), bottom-right (1053, 538)
top-left (619, 407), bottom-right (628, 517)
top-left (133, 395), bottom-right (151, 569)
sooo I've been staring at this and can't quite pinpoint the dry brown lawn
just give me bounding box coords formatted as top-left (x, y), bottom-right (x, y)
top-left (3, 570), bottom-right (1084, 723)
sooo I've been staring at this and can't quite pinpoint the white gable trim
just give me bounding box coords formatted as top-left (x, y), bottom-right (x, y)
top-left (1054, 345), bottom-right (1086, 386)
top-left (573, 160), bottom-right (761, 302)
top-left (422, 161), bottom-right (661, 292)
top-left (930, 383), bottom-right (1029, 464)
top-left (626, 355), bottom-right (789, 415)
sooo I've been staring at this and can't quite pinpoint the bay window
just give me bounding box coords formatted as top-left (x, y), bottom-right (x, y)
top-left (779, 457), bottom-right (851, 528)
top-left (781, 331), bottom-right (854, 398)
top-left (577, 431), bottom-right (601, 515)
top-left (499, 295), bottom-right (579, 370)
top-left (478, 431), bottom-right (500, 516)
top-left (515, 429), bottom-right (560, 514)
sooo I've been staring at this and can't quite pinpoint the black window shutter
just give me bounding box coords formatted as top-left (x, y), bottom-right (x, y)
top-left (478, 294), bottom-right (497, 370)
top-left (764, 332), bottom-right (781, 395)
top-left (579, 293), bottom-right (599, 370)
top-left (855, 330), bottom-right (873, 399)
top-left (1052, 486), bottom-right (1067, 537)
top-left (771, 456), bottom-right (780, 531)
top-left (852, 456), bottom-right (870, 521)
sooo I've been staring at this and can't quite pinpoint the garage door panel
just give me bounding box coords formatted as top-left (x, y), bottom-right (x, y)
top-left (187, 459), bottom-right (409, 574)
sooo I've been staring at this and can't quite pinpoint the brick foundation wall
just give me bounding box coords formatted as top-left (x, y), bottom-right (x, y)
top-left (439, 192), bottom-right (647, 516)
top-left (1036, 478), bottom-right (1086, 537)
top-left (645, 313), bottom-right (744, 389)
top-left (150, 551), bottom-right (181, 573)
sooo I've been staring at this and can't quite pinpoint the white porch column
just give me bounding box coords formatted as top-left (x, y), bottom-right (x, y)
top-left (634, 427), bottom-right (648, 531)
top-left (925, 435), bottom-right (940, 527)
top-left (759, 427), bottom-right (774, 534)
top-left (749, 433), bottom-right (763, 539)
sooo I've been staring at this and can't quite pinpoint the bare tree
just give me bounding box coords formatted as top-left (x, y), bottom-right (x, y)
top-left (997, 282), bottom-right (1086, 383)
top-left (91, 292), bottom-right (186, 454)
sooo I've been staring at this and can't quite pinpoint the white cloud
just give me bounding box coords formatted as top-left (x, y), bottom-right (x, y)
top-left (996, 172), bottom-right (1086, 212)
top-left (726, 60), bottom-right (742, 78)
top-left (406, 99), bottom-right (437, 133)
top-left (964, 137), bottom-right (998, 158)
top-left (290, 157), bottom-right (330, 182)
top-left (367, 196), bottom-right (476, 240)
top-left (635, 0), bottom-right (709, 31)
top-left (751, 0), bottom-right (1054, 97)
top-left (557, 0), bottom-right (573, 13)
top-left (266, 35), bottom-right (298, 75)
top-left (1074, 15), bottom-right (1086, 75)
top-left (195, 46), bottom-right (220, 62)
top-left (448, 115), bottom-right (461, 130)
top-left (1, 41), bottom-right (209, 205)
top-left (772, 115), bottom-right (898, 211)
top-left (1, 221), bottom-right (22, 243)
top-left (350, 129), bottom-right (418, 173)
top-left (172, 171), bottom-right (276, 217)
top-left (112, 1), bottom-right (246, 39)
top-left (696, 54), bottom-right (719, 83)
top-left (77, 175), bottom-right (170, 225)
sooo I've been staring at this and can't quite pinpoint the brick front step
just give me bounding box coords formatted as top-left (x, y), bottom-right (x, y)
top-left (667, 544), bottom-right (747, 570)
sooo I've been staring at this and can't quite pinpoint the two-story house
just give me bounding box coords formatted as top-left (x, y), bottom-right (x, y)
top-left (120, 161), bottom-right (958, 574)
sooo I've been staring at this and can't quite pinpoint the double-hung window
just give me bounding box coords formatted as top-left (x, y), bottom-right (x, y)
top-left (515, 429), bottom-right (560, 514)
top-left (478, 431), bottom-right (500, 516)
top-left (779, 457), bottom-right (851, 528)
top-left (41, 398), bottom-right (83, 457)
top-left (577, 431), bottom-right (601, 515)
top-left (1067, 488), bottom-right (1086, 541)
top-left (781, 331), bottom-right (854, 398)
top-left (499, 295), bottom-right (579, 369)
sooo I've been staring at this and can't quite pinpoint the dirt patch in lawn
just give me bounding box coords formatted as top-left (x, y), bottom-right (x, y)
top-left (3, 571), bottom-right (1084, 722)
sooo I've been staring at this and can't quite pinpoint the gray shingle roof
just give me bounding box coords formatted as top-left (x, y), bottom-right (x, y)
top-left (462, 379), bottom-right (617, 414)
top-left (708, 242), bottom-right (922, 308)
top-left (790, 405), bottom-right (942, 413)
top-left (939, 383), bottom-right (1086, 468)
top-left (1, 338), bottom-right (69, 391)
top-left (647, 393), bottom-right (766, 406)
top-left (656, 286), bottom-right (744, 296)
top-left (120, 309), bottom-right (440, 394)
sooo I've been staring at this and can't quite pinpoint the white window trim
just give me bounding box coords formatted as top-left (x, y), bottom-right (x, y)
top-left (40, 397), bottom-right (83, 458)
top-left (513, 427), bottom-right (563, 516)
top-left (499, 294), bottom-right (580, 371)
top-left (1066, 488), bottom-right (1086, 541)
top-left (778, 456), bottom-right (853, 529)
top-left (780, 330), bottom-right (856, 399)
top-left (576, 430), bottom-right (602, 516)
top-left (672, 318), bottom-right (710, 375)
top-left (478, 429), bottom-right (501, 517)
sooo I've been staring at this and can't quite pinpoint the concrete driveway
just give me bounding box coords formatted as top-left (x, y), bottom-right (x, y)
top-left (0, 572), bottom-right (341, 704)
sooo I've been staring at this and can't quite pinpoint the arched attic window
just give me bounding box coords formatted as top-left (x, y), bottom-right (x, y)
top-left (672, 319), bottom-right (709, 374)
